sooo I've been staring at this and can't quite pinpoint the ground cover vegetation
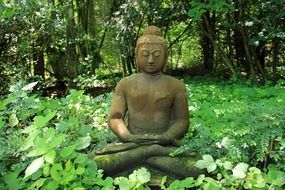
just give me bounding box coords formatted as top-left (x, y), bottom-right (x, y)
top-left (0, 78), bottom-right (284, 189)
top-left (1, 0), bottom-right (285, 189)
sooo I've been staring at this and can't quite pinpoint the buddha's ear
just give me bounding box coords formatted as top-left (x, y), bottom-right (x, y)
top-left (163, 50), bottom-right (168, 72)
top-left (135, 47), bottom-right (140, 72)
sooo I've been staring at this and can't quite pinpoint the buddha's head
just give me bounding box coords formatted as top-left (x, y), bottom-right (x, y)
top-left (135, 26), bottom-right (168, 74)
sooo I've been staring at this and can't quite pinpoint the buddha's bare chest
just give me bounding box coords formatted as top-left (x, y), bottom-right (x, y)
top-left (125, 80), bottom-right (174, 112)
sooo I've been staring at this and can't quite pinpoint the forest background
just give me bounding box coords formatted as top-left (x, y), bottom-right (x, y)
top-left (0, 0), bottom-right (285, 189)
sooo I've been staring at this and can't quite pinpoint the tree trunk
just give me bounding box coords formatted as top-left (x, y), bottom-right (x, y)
top-left (201, 14), bottom-right (236, 75)
top-left (66, 0), bottom-right (79, 78)
top-left (232, 0), bottom-right (247, 71)
top-left (200, 11), bottom-right (214, 73)
top-left (88, 0), bottom-right (103, 74)
top-left (33, 49), bottom-right (45, 79)
top-left (272, 40), bottom-right (279, 85)
top-left (76, 0), bottom-right (88, 59)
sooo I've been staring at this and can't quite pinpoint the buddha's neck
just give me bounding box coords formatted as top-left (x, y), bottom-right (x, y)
top-left (140, 71), bottom-right (163, 80)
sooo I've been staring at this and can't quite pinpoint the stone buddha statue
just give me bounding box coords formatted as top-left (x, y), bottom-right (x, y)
top-left (94, 26), bottom-right (203, 179)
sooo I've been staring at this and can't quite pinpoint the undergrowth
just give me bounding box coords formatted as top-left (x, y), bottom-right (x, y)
top-left (0, 77), bottom-right (284, 189)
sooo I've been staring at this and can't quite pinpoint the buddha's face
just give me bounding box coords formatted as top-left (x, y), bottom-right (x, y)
top-left (137, 44), bottom-right (165, 74)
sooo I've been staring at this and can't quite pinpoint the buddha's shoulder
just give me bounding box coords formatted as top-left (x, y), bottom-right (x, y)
top-left (116, 74), bottom-right (138, 87)
top-left (162, 75), bottom-right (185, 89)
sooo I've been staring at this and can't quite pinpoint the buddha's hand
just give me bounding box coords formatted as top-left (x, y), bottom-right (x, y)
top-left (121, 134), bottom-right (172, 145)
top-left (135, 134), bottom-right (172, 146)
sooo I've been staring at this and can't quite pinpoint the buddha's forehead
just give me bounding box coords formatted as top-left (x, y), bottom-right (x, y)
top-left (139, 43), bottom-right (164, 51)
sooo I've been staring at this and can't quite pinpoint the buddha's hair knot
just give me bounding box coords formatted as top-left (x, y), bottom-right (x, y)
top-left (143, 25), bottom-right (162, 37)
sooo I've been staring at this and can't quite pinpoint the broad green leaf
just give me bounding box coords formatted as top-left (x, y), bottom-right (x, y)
top-left (45, 150), bottom-right (56, 164)
top-left (20, 130), bottom-right (40, 151)
top-left (49, 134), bottom-right (66, 148)
top-left (245, 172), bottom-right (265, 189)
top-left (129, 167), bottom-right (150, 185)
top-left (265, 165), bottom-right (285, 186)
top-left (43, 164), bottom-right (50, 177)
top-left (45, 181), bottom-right (59, 190)
top-left (232, 163), bottom-right (249, 179)
top-left (3, 170), bottom-right (24, 190)
top-left (22, 111), bottom-right (57, 133)
top-left (203, 154), bottom-right (214, 162)
top-left (44, 128), bottom-right (56, 141)
top-left (60, 145), bottom-right (75, 158)
top-left (24, 156), bottom-right (45, 178)
top-left (74, 153), bottom-right (89, 165)
top-left (101, 177), bottom-right (115, 190)
top-left (223, 161), bottom-right (232, 170)
top-left (85, 160), bottom-right (97, 176)
top-left (31, 178), bottom-right (48, 189)
top-left (207, 162), bottom-right (217, 173)
top-left (202, 177), bottom-right (221, 190)
top-left (61, 167), bottom-right (75, 185)
top-left (50, 163), bottom-right (63, 182)
top-left (75, 135), bottom-right (91, 150)
top-left (26, 137), bottom-right (49, 157)
top-left (75, 167), bottom-right (85, 175)
top-left (221, 137), bottom-right (234, 149)
top-left (73, 188), bottom-right (85, 190)
top-left (9, 113), bottom-right (19, 127)
top-left (168, 177), bottom-right (195, 189)
top-left (195, 174), bottom-right (205, 186)
top-left (195, 154), bottom-right (216, 173)
top-left (114, 177), bottom-right (135, 190)
top-left (0, 117), bottom-right (4, 129)
top-left (21, 81), bottom-right (38, 91)
top-left (195, 160), bottom-right (208, 169)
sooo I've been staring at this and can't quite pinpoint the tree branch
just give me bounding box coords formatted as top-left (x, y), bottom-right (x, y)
top-left (168, 20), bottom-right (193, 49)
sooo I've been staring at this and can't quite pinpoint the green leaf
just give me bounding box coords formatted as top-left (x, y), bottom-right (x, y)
top-left (43, 164), bottom-right (50, 177)
top-left (0, 117), bottom-right (4, 129)
top-left (30, 178), bottom-right (48, 189)
top-left (129, 167), bottom-right (151, 185)
top-left (232, 163), bottom-right (249, 179)
top-left (50, 163), bottom-right (63, 182)
top-left (207, 163), bottom-right (217, 173)
top-left (3, 170), bottom-right (24, 190)
top-left (21, 81), bottom-right (38, 91)
top-left (221, 137), bottom-right (234, 149)
top-left (74, 153), bottom-right (89, 166)
top-left (75, 135), bottom-right (91, 150)
top-left (9, 113), bottom-right (19, 127)
top-left (45, 181), bottom-right (59, 190)
top-left (195, 174), bottom-right (205, 186)
top-left (20, 130), bottom-right (41, 151)
top-left (202, 177), bottom-right (221, 190)
top-left (195, 154), bottom-right (216, 173)
top-left (195, 160), bottom-right (208, 169)
top-left (223, 161), bottom-right (232, 170)
top-left (101, 177), bottom-right (115, 190)
top-left (75, 167), bottom-right (85, 175)
top-left (22, 111), bottom-right (57, 133)
top-left (61, 161), bottom-right (75, 185)
top-left (24, 156), bottom-right (45, 178)
top-left (265, 165), bottom-right (285, 186)
top-left (114, 177), bottom-right (136, 190)
top-left (49, 134), bottom-right (66, 148)
top-left (60, 145), bottom-right (75, 158)
top-left (45, 150), bottom-right (56, 164)
top-left (167, 177), bottom-right (195, 189)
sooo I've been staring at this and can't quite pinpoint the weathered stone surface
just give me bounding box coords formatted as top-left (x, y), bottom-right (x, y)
top-left (93, 26), bottom-right (204, 178)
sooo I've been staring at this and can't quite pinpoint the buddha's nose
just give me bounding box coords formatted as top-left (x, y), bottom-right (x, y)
top-left (148, 54), bottom-right (154, 64)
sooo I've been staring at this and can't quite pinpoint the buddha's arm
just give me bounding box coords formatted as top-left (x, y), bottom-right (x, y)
top-left (108, 81), bottom-right (132, 141)
top-left (164, 84), bottom-right (189, 140)
top-left (108, 81), bottom-right (147, 143)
